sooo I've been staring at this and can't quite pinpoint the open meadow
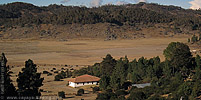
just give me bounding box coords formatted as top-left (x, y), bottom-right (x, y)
top-left (1, 37), bottom-right (191, 66)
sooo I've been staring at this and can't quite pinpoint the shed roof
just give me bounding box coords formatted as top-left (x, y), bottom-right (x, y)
top-left (68, 74), bottom-right (100, 83)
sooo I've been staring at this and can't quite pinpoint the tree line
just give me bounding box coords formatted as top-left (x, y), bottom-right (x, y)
top-left (0, 2), bottom-right (201, 31)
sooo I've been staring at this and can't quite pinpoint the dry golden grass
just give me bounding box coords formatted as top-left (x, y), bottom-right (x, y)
top-left (1, 37), bottom-right (190, 66)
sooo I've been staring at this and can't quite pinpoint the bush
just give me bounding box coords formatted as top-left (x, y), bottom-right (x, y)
top-left (58, 91), bottom-right (65, 98)
top-left (47, 73), bottom-right (52, 76)
top-left (66, 82), bottom-right (69, 86)
top-left (53, 68), bottom-right (56, 70)
top-left (93, 86), bottom-right (100, 93)
top-left (40, 89), bottom-right (44, 92)
top-left (43, 71), bottom-right (49, 74)
top-left (77, 89), bottom-right (84, 96)
top-left (8, 71), bottom-right (14, 74)
top-left (54, 75), bottom-right (62, 81)
top-left (60, 71), bottom-right (66, 78)
top-left (54, 71), bottom-right (58, 73)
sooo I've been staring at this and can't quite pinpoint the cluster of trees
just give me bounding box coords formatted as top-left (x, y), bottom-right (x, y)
top-left (188, 33), bottom-right (201, 43)
top-left (0, 2), bottom-right (201, 31)
top-left (74, 42), bottom-right (201, 99)
top-left (54, 69), bottom-right (72, 81)
top-left (0, 53), bottom-right (44, 99)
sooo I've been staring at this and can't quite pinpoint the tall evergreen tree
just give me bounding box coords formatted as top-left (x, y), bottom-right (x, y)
top-left (17, 59), bottom-right (44, 97)
top-left (100, 54), bottom-right (116, 76)
top-left (0, 53), bottom-right (18, 99)
top-left (127, 59), bottom-right (137, 81)
top-left (110, 57), bottom-right (129, 90)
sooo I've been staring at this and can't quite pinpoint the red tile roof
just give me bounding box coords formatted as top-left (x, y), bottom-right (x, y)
top-left (68, 74), bottom-right (100, 83)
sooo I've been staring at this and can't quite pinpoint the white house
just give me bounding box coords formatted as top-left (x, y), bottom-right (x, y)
top-left (68, 74), bottom-right (100, 88)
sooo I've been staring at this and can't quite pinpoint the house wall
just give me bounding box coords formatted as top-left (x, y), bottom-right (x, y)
top-left (69, 81), bottom-right (76, 87)
top-left (69, 81), bottom-right (99, 88)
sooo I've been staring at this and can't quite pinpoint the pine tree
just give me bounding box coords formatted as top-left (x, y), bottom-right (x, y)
top-left (195, 55), bottom-right (201, 69)
top-left (17, 59), bottom-right (44, 97)
top-left (100, 54), bottom-right (116, 76)
top-left (0, 53), bottom-right (18, 99)
top-left (163, 42), bottom-right (192, 74)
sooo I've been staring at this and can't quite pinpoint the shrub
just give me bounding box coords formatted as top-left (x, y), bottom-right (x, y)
top-left (66, 82), bottom-right (69, 86)
top-left (58, 91), bottom-right (65, 98)
top-left (77, 89), bottom-right (84, 96)
top-left (43, 71), bottom-right (49, 74)
top-left (8, 71), bottom-right (14, 74)
top-left (54, 75), bottom-right (62, 81)
top-left (54, 71), bottom-right (58, 73)
top-left (53, 68), bottom-right (56, 70)
top-left (40, 89), bottom-right (44, 92)
top-left (93, 86), bottom-right (100, 93)
top-left (50, 70), bottom-right (54, 72)
top-left (60, 71), bottom-right (66, 78)
top-left (47, 73), bottom-right (52, 76)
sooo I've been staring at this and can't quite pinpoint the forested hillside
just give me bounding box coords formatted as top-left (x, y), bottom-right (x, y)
top-left (0, 2), bottom-right (201, 39)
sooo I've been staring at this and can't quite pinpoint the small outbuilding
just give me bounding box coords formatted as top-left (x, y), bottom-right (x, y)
top-left (68, 74), bottom-right (100, 88)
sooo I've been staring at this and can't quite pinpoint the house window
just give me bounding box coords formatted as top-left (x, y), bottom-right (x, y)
top-left (92, 82), bottom-right (93, 84)
top-left (77, 83), bottom-right (79, 85)
top-left (83, 82), bottom-right (84, 85)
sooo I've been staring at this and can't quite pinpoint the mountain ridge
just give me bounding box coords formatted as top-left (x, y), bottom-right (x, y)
top-left (0, 2), bottom-right (200, 40)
